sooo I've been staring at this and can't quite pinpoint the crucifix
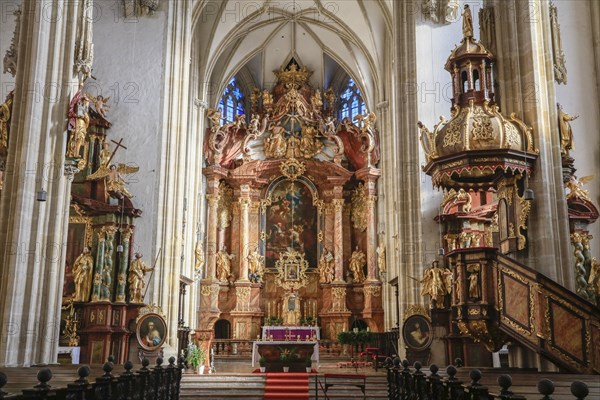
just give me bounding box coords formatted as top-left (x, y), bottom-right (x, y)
top-left (107, 138), bottom-right (127, 165)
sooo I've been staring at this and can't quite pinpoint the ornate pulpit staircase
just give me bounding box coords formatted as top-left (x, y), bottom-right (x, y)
top-left (448, 248), bottom-right (600, 374)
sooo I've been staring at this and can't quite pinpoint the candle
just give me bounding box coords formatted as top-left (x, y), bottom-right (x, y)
top-left (268, 302), bottom-right (271, 319)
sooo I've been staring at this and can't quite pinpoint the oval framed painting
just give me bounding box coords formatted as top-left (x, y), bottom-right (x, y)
top-left (136, 312), bottom-right (167, 352)
top-left (402, 314), bottom-right (433, 351)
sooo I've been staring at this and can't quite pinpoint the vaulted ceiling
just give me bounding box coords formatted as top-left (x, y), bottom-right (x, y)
top-left (192, 0), bottom-right (393, 109)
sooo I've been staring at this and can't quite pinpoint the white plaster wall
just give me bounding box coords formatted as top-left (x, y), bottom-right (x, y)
top-left (415, 7), bottom-right (479, 264)
top-left (0, 0), bottom-right (19, 99)
top-left (554, 0), bottom-right (600, 260)
top-left (90, 0), bottom-right (167, 262)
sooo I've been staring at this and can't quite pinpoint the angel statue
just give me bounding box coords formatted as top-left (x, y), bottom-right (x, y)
top-left (420, 260), bottom-right (452, 309)
top-left (87, 163), bottom-right (139, 199)
top-left (566, 175), bottom-right (593, 201)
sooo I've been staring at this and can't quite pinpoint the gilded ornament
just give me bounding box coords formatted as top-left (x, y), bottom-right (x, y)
top-left (318, 247), bottom-right (335, 284)
top-left (471, 107), bottom-right (494, 140)
top-left (279, 158), bottom-right (306, 181)
top-left (247, 250), bottom-right (265, 283)
top-left (351, 183), bottom-right (368, 232)
top-left (274, 249), bottom-right (309, 291)
top-left (565, 175), bottom-right (593, 201)
top-left (420, 260), bottom-right (453, 308)
top-left (442, 111), bottom-right (465, 148)
top-left (216, 246), bottom-right (234, 282)
top-left (72, 246), bottom-right (94, 302)
top-left (349, 247), bottom-right (366, 283)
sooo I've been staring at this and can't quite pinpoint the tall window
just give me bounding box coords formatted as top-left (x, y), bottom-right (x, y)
top-left (218, 77), bottom-right (244, 125)
top-left (339, 78), bottom-right (366, 120)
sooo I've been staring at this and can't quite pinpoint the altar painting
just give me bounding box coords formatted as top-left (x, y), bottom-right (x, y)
top-left (265, 180), bottom-right (317, 268)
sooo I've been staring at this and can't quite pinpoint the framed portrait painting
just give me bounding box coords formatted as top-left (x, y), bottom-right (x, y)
top-left (402, 314), bottom-right (433, 351)
top-left (136, 313), bottom-right (167, 352)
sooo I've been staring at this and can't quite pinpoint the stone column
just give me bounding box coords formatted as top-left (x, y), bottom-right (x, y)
top-left (391, 1), bottom-right (425, 341)
top-left (487, 0), bottom-right (573, 287)
top-left (0, 0), bottom-right (81, 366)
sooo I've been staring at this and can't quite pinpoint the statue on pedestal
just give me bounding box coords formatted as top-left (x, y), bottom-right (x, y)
top-left (66, 88), bottom-right (90, 159)
top-left (216, 246), bottom-right (234, 282)
top-left (248, 250), bottom-right (265, 283)
top-left (72, 246), bottom-right (94, 302)
top-left (462, 4), bottom-right (473, 39)
top-left (349, 247), bottom-right (366, 283)
top-left (558, 104), bottom-right (578, 157)
top-left (318, 247), bottom-right (334, 283)
top-left (128, 253), bottom-right (154, 304)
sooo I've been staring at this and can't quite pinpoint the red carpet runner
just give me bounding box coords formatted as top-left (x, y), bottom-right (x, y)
top-left (263, 372), bottom-right (309, 400)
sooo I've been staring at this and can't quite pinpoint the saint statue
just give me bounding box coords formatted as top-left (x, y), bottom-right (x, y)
top-left (318, 247), bottom-right (335, 284)
top-left (0, 92), bottom-right (13, 153)
top-left (349, 246), bottom-right (366, 283)
top-left (66, 91), bottom-right (90, 159)
top-left (376, 241), bottom-right (386, 275)
top-left (247, 250), bottom-right (265, 283)
top-left (216, 246), bottom-right (234, 282)
top-left (420, 260), bottom-right (453, 308)
top-left (194, 239), bottom-right (205, 274)
top-left (462, 4), bottom-right (473, 39)
top-left (468, 271), bottom-right (480, 298)
top-left (264, 123), bottom-right (287, 158)
top-left (128, 253), bottom-right (154, 304)
top-left (72, 246), bottom-right (94, 302)
top-left (557, 104), bottom-right (578, 157)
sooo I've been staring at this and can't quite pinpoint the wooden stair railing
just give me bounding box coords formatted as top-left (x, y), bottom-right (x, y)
top-left (448, 248), bottom-right (600, 374)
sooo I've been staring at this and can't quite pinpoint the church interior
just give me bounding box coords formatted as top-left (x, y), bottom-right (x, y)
top-left (0, 0), bottom-right (599, 398)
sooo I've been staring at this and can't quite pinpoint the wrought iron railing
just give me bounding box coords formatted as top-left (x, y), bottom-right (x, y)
top-left (0, 356), bottom-right (184, 400)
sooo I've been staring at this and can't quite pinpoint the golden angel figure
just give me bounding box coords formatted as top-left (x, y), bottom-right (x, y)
top-left (207, 107), bottom-right (223, 130)
top-left (420, 260), bottom-right (452, 308)
top-left (72, 246), bottom-right (94, 302)
top-left (566, 175), bottom-right (593, 201)
top-left (87, 163), bottom-right (139, 199)
top-left (128, 253), bottom-right (154, 304)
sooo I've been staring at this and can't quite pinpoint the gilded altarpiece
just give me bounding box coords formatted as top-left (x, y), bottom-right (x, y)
top-left (200, 62), bottom-right (385, 341)
top-left (61, 91), bottom-right (146, 364)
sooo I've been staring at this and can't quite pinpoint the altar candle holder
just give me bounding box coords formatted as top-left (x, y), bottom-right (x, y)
top-left (297, 335), bottom-right (300, 341)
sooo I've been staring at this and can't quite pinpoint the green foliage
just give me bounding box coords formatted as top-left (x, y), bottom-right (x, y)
top-left (186, 343), bottom-right (206, 368)
top-left (336, 330), bottom-right (373, 345)
top-left (278, 347), bottom-right (299, 365)
top-left (259, 356), bottom-right (266, 367)
top-left (265, 316), bottom-right (283, 326)
top-left (304, 356), bottom-right (312, 367)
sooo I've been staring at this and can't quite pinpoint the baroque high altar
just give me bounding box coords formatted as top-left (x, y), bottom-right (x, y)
top-left (200, 61), bottom-right (385, 341)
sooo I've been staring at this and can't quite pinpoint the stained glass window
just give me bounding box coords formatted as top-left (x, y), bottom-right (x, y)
top-left (218, 77), bottom-right (245, 124)
top-left (339, 78), bottom-right (366, 120)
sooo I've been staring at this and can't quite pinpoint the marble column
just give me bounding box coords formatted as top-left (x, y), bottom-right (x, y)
top-left (237, 186), bottom-right (252, 282)
top-left (0, 0), bottom-right (81, 366)
top-left (115, 227), bottom-right (133, 303)
top-left (332, 197), bottom-right (345, 282)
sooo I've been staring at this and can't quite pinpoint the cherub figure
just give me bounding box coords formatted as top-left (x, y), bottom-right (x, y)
top-left (88, 94), bottom-right (111, 118)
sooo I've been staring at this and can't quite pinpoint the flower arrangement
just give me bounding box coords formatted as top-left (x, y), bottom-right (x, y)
top-left (265, 316), bottom-right (283, 326)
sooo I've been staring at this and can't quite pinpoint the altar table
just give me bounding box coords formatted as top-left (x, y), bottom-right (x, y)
top-left (251, 340), bottom-right (319, 367)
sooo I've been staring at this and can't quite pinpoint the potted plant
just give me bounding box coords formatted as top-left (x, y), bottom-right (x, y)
top-left (304, 356), bottom-right (312, 373)
top-left (187, 343), bottom-right (206, 374)
top-left (279, 347), bottom-right (298, 372)
top-left (259, 356), bottom-right (267, 373)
